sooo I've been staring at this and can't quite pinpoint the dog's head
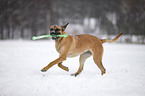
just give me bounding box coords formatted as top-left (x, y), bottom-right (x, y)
top-left (49, 23), bottom-right (69, 40)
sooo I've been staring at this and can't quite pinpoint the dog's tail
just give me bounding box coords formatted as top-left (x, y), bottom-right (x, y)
top-left (100, 33), bottom-right (123, 43)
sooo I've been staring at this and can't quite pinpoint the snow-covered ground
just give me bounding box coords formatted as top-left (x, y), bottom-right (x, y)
top-left (0, 40), bottom-right (145, 96)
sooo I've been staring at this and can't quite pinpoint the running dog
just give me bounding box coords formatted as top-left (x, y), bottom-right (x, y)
top-left (41, 23), bottom-right (123, 76)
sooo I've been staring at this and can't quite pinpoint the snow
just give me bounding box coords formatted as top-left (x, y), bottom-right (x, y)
top-left (0, 40), bottom-right (145, 96)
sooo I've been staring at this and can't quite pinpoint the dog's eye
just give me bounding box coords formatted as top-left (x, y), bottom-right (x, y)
top-left (55, 28), bottom-right (60, 31)
top-left (50, 28), bottom-right (53, 31)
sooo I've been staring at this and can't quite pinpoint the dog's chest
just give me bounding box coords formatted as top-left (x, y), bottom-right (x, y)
top-left (55, 43), bottom-right (61, 53)
top-left (55, 41), bottom-right (65, 53)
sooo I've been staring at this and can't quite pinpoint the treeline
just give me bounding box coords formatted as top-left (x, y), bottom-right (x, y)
top-left (0, 0), bottom-right (145, 42)
top-left (0, 0), bottom-right (51, 39)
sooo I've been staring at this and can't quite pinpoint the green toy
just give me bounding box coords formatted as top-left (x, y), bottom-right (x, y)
top-left (32, 34), bottom-right (67, 40)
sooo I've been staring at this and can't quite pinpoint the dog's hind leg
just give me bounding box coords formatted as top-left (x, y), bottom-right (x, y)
top-left (71, 51), bottom-right (92, 76)
top-left (58, 62), bottom-right (69, 72)
top-left (92, 47), bottom-right (106, 75)
top-left (93, 57), bottom-right (106, 75)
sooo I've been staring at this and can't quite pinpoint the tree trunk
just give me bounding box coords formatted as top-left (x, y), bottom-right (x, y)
top-left (0, 25), bottom-right (4, 40)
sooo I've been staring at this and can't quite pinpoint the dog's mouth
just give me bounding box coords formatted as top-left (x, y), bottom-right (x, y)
top-left (50, 32), bottom-right (61, 40)
top-left (52, 36), bottom-right (59, 40)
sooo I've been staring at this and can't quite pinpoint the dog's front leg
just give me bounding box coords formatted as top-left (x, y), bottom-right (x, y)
top-left (58, 62), bottom-right (69, 72)
top-left (41, 55), bottom-right (67, 72)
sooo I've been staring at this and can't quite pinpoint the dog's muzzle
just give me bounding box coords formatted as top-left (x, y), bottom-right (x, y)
top-left (50, 31), bottom-right (61, 40)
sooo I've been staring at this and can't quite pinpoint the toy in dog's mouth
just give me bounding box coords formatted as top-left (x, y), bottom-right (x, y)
top-left (50, 32), bottom-right (61, 40)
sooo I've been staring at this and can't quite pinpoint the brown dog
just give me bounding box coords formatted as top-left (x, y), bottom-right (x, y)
top-left (41, 23), bottom-right (123, 76)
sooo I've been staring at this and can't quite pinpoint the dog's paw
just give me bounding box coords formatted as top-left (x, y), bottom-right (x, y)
top-left (101, 69), bottom-right (106, 75)
top-left (41, 67), bottom-right (48, 72)
top-left (71, 73), bottom-right (79, 77)
top-left (65, 67), bottom-right (69, 72)
top-left (41, 69), bottom-right (46, 72)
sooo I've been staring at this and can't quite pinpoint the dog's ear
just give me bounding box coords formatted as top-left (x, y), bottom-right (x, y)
top-left (61, 23), bottom-right (69, 31)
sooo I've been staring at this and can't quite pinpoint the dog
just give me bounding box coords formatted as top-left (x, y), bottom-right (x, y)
top-left (41, 23), bottom-right (123, 76)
